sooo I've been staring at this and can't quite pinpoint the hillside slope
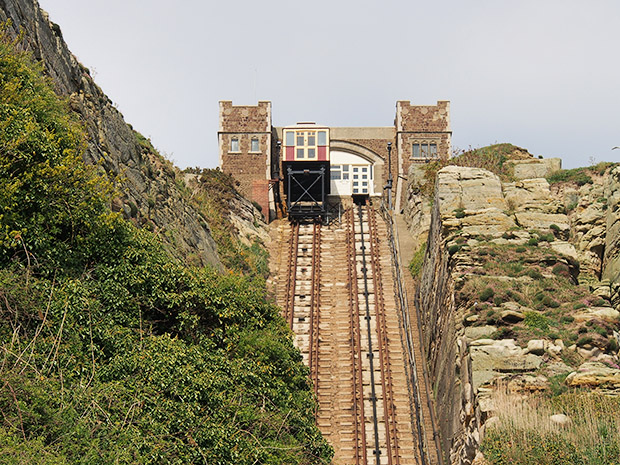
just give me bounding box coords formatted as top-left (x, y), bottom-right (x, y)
top-left (0, 0), bottom-right (221, 268)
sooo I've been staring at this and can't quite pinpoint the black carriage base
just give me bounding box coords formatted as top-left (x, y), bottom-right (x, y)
top-left (285, 164), bottom-right (329, 221)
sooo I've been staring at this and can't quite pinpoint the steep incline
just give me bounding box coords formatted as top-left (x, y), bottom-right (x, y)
top-left (270, 205), bottom-right (439, 465)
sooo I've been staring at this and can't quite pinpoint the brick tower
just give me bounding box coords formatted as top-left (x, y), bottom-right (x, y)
top-left (218, 101), bottom-right (273, 219)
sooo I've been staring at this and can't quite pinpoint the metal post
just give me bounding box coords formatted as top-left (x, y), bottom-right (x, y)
top-left (385, 142), bottom-right (393, 211)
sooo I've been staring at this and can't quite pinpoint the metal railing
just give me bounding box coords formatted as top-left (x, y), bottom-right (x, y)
top-left (379, 202), bottom-right (444, 465)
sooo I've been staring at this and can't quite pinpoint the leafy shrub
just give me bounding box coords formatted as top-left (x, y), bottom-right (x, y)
top-left (527, 237), bottom-right (539, 246)
top-left (547, 168), bottom-right (593, 186)
top-left (608, 337), bottom-right (619, 353)
top-left (537, 233), bottom-right (554, 242)
top-left (577, 335), bottom-right (593, 347)
top-left (0, 33), bottom-right (332, 465)
top-left (454, 208), bottom-right (465, 219)
top-left (448, 244), bottom-right (461, 255)
top-left (527, 268), bottom-right (543, 280)
top-left (480, 287), bottom-right (495, 302)
top-left (516, 246), bottom-right (526, 253)
top-left (550, 224), bottom-right (560, 233)
top-left (409, 242), bottom-right (427, 278)
top-left (541, 295), bottom-right (560, 308)
top-left (524, 311), bottom-right (549, 331)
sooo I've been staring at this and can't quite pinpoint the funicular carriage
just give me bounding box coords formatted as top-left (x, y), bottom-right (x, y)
top-left (281, 123), bottom-right (331, 221)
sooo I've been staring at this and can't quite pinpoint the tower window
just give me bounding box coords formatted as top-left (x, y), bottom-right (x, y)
top-left (412, 141), bottom-right (439, 159)
top-left (231, 137), bottom-right (239, 152)
top-left (251, 137), bottom-right (259, 152)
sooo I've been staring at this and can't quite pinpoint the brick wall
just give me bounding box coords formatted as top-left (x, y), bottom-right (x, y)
top-left (219, 101), bottom-right (272, 219)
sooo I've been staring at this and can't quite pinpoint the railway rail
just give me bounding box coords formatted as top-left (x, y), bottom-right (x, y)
top-left (275, 201), bottom-right (438, 465)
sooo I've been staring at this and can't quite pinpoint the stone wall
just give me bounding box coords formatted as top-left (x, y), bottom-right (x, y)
top-left (415, 199), bottom-right (480, 465)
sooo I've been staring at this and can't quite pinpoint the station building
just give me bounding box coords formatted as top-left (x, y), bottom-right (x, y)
top-left (218, 100), bottom-right (451, 220)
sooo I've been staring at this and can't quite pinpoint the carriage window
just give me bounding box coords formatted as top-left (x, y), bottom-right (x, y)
top-left (231, 137), bottom-right (239, 152)
top-left (307, 134), bottom-right (316, 146)
top-left (251, 138), bottom-right (259, 152)
top-left (318, 131), bottom-right (327, 145)
top-left (297, 133), bottom-right (305, 146)
top-left (307, 148), bottom-right (316, 158)
top-left (296, 148), bottom-right (305, 159)
top-left (285, 131), bottom-right (294, 146)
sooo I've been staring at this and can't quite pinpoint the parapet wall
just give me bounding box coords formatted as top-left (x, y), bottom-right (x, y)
top-left (415, 200), bottom-right (480, 464)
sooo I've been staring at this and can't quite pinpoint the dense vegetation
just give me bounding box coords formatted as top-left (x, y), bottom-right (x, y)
top-left (0, 30), bottom-right (331, 464)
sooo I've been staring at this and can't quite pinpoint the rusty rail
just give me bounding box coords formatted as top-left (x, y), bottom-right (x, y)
top-left (284, 222), bottom-right (300, 330)
top-left (309, 222), bottom-right (321, 394)
top-left (347, 208), bottom-right (367, 465)
top-left (367, 203), bottom-right (400, 465)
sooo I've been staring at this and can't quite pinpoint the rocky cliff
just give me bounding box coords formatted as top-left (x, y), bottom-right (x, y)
top-left (0, 0), bottom-right (222, 268)
top-left (412, 163), bottom-right (620, 464)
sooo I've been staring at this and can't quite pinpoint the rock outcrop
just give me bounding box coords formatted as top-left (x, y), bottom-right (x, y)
top-left (0, 0), bottom-right (222, 268)
top-left (412, 164), bottom-right (620, 464)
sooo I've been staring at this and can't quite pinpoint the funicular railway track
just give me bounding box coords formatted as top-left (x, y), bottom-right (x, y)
top-left (277, 202), bottom-right (433, 465)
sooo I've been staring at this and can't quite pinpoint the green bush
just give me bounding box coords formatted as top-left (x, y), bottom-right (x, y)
top-left (448, 244), bottom-right (461, 255)
top-left (409, 242), bottom-right (427, 278)
top-left (0, 32), bottom-right (332, 464)
top-left (577, 335), bottom-right (593, 347)
top-left (524, 311), bottom-right (550, 331)
top-left (479, 287), bottom-right (495, 302)
top-left (527, 237), bottom-right (539, 246)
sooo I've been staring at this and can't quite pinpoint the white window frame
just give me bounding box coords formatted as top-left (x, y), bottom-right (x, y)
top-left (250, 137), bottom-right (260, 153)
top-left (230, 137), bottom-right (240, 153)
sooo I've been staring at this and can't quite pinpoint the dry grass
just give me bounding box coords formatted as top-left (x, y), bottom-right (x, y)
top-left (482, 387), bottom-right (620, 464)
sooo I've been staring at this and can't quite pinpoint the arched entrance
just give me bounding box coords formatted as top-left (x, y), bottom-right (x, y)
top-left (328, 142), bottom-right (384, 198)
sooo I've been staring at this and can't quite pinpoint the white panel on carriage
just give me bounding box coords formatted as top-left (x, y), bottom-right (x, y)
top-left (329, 151), bottom-right (374, 196)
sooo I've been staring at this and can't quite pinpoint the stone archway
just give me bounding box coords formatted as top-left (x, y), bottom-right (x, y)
top-left (329, 141), bottom-right (385, 196)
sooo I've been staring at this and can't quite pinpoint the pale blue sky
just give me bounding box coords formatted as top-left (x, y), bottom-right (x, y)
top-left (38, 0), bottom-right (620, 169)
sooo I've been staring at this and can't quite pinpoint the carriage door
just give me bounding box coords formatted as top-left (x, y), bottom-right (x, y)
top-left (352, 165), bottom-right (371, 195)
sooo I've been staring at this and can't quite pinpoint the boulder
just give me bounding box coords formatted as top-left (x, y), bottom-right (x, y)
top-left (550, 414), bottom-right (571, 427)
top-left (503, 178), bottom-right (562, 213)
top-left (550, 241), bottom-right (578, 261)
top-left (505, 158), bottom-right (561, 180)
top-left (437, 166), bottom-right (507, 214)
top-left (514, 211), bottom-right (570, 232)
top-left (501, 309), bottom-right (525, 323)
top-left (465, 325), bottom-right (497, 340)
top-left (565, 362), bottom-right (620, 388)
top-left (470, 339), bottom-right (542, 377)
top-left (574, 307), bottom-right (620, 323)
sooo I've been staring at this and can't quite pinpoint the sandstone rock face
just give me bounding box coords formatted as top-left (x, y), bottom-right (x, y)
top-left (415, 202), bottom-right (481, 465)
top-left (565, 362), bottom-right (620, 389)
top-left (470, 339), bottom-right (542, 389)
top-left (0, 0), bottom-right (222, 268)
top-left (604, 166), bottom-right (620, 283)
top-left (506, 157), bottom-right (561, 180)
top-left (404, 164), bottom-right (433, 248)
top-left (437, 166), bottom-right (507, 214)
